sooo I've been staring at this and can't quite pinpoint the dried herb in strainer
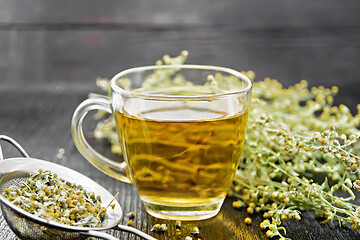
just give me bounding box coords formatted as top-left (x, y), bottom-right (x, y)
top-left (3, 169), bottom-right (107, 228)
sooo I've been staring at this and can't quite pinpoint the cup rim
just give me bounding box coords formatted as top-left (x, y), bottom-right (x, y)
top-left (110, 64), bottom-right (252, 100)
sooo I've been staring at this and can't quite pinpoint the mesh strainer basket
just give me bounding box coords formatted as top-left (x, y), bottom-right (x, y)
top-left (0, 135), bottom-right (157, 240)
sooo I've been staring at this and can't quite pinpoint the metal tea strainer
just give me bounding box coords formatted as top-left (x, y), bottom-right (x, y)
top-left (0, 135), bottom-right (157, 240)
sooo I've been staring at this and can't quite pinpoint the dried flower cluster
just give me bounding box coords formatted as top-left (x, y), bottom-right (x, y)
top-left (89, 51), bottom-right (360, 239)
top-left (3, 169), bottom-right (108, 227)
top-left (151, 223), bottom-right (168, 233)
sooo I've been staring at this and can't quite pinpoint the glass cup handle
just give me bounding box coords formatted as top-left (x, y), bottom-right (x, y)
top-left (71, 96), bottom-right (131, 183)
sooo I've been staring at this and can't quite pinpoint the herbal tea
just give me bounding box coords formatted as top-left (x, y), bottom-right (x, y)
top-left (72, 64), bottom-right (252, 219)
top-left (115, 97), bottom-right (248, 207)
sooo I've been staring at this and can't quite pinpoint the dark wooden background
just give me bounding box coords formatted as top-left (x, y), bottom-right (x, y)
top-left (1, 1), bottom-right (360, 239)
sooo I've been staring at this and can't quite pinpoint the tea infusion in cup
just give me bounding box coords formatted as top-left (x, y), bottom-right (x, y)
top-left (72, 65), bottom-right (252, 220)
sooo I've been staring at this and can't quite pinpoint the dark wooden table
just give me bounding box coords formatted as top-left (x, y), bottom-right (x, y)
top-left (1, 1), bottom-right (360, 239)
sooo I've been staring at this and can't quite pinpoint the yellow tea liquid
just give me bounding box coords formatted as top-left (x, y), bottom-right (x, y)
top-left (115, 96), bottom-right (248, 207)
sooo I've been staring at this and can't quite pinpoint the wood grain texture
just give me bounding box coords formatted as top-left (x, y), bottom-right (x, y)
top-left (1, 26), bottom-right (359, 117)
top-left (1, 0), bottom-right (360, 239)
top-left (0, 0), bottom-right (359, 27)
top-left (1, 26), bottom-right (359, 86)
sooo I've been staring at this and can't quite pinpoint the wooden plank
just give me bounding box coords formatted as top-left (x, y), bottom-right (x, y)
top-left (1, 26), bottom-right (359, 113)
top-left (0, 0), bottom-right (360, 28)
top-left (1, 26), bottom-right (359, 86)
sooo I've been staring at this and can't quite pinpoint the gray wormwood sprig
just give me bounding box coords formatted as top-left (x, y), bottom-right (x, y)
top-left (231, 79), bottom-right (360, 239)
top-left (89, 52), bottom-right (360, 239)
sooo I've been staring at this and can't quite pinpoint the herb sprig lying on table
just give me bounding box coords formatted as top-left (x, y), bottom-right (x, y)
top-left (89, 51), bottom-right (360, 239)
top-left (232, 78), bottom-right (360, 239)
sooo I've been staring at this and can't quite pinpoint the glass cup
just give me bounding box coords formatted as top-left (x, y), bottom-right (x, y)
top-left (71, 65), bottom-right (252, 220)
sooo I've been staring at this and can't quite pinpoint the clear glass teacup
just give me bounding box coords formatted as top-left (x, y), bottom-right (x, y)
top-left (71, 65), bottom-right (252, 220)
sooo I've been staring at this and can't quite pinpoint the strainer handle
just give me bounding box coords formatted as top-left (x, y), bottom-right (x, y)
top-left (84, 226), bottom-right (158, 240)
top-left (82, 230), bottom-right (119, 240)
top-left (115, 225), bottom-right (158, 240)
top-left (0, 135), bottom-right (30, 160)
